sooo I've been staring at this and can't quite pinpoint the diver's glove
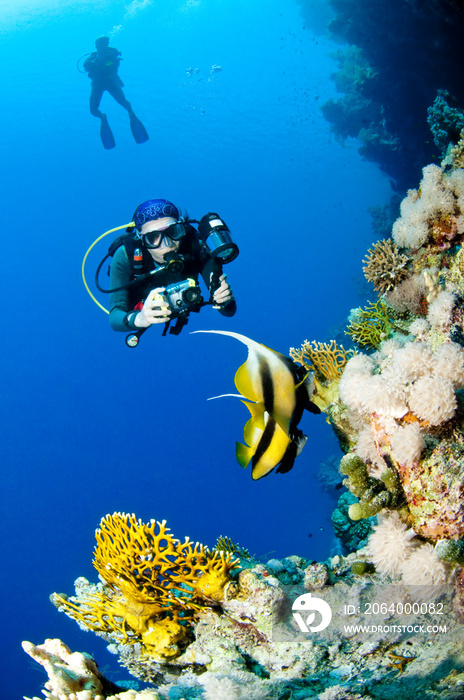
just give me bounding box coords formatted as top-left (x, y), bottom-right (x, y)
top-left (212, 273), bottom-right (234, 309)
top-left (134, 287), bottom-right (172, 327)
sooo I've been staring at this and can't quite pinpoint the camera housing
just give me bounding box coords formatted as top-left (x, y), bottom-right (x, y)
top-left (157, 278), bottom-right (203, 316)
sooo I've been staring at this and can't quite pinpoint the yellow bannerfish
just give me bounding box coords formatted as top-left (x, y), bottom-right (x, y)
top-left (237, 400), bottom-right (308, 480)
top-left (193, 330), bottom-right (320, 479)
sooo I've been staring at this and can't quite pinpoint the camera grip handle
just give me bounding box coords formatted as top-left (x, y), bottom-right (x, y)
top-left (153, 291), bottom-right (168, 310)
top-left (209, 264), bottom-right (223, 301)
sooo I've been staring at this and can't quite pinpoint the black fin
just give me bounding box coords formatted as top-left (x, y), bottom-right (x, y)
top-left (129, 112), bottom-right (149, 144)
top-left (276, 441), bottom-right (298, 474)
top-left (100, 114), bottom-right (115, 149)
top-left (307, 400), bottom-right (321, 415)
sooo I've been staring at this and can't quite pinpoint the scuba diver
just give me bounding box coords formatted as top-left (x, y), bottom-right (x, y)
top-left (88, 198), bottom-right (238, 346)
top-left (82, 36), bottom-right (149, 149)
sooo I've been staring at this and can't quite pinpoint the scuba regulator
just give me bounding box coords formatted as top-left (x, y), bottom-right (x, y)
top-left (82, 211), bottom-right (239, 347)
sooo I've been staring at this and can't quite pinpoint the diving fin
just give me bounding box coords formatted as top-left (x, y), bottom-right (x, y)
top-left (129, 111), bottom-right (149, 144)
top-left (100, 114), bottom-right (115, 150)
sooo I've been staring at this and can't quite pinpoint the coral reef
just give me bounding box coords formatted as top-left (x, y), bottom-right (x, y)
top-left (53, 513), bottom-right (239, 663)
top-left (335, 337), bottom-right (464, 539)
top-left (299, 0), bottom-right (464, 191)
top-left (453, 566), bottom-right (464, 622)
top-left (302, 158), bottom-right (464, 611)
top-left (365, 511), bottom-right (418, 576)
top-left (400, 542), bottom-right (450, 602)
top-left (25, 551), bottom-right (464, 699)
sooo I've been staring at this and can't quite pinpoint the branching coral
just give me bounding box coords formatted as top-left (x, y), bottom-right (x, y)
top-left (290, 340), bottom-right (353, 383)
top-left (54, 513), bottom-right (239, 662)
top-left (93, 513), bottom-right (237, 604)
top-left (387, 650), bottom-right (416, 674)
top-left (289, 339), bottom-right (354, 410)
top-left (346, 300), bottom-right (392, 349)
top-left (362, 239), bottom-right (410, 293)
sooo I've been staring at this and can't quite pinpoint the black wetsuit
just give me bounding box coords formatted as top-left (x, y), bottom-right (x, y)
top-left (83, 48), bottom-right (131, 116)
top-left (109, 228), bottom-right (237, 332)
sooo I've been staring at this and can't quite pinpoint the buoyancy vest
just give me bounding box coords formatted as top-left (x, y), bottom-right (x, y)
top-left (108, 224), bottom-right (211, 307)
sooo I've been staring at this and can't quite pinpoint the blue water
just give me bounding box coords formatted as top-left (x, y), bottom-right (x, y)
top-left (1, 0), bottom-right (391, 696)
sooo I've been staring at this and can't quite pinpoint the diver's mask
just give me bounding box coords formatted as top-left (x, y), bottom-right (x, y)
top-left (140, 221), bottom-right (186, 249)
top-left (198, 213), bottom-right (239, 264)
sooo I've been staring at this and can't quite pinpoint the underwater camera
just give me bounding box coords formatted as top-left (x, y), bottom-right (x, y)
top-left (156, 278), bottom-right (203, 315)
top-left (198, 213), bottom-right (239, 264)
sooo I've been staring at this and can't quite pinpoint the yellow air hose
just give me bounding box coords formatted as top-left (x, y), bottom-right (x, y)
top-left (82, 222), bottom-right (134, 313)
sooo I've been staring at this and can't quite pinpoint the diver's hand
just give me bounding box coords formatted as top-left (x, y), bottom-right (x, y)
top-left (134, 288), bottom-right (171, 327)
top-left (212, 273), bottom-right (234, 308)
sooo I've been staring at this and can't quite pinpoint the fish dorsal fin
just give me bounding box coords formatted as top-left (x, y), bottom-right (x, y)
top-left (194, 330), bottom-right (267, 404)
top-left (236, 441), bottom-right (253, 468)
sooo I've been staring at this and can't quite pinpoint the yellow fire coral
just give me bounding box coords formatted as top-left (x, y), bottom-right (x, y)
top-left (290, 340), bottom-right (353, 383)
top-left (346, 300), bottom-right (392, 349)
top-left (93, 513), bottom-right (237, 603)
top-left (290, 340), bottom-right (354, 411)
top-left (54, 513), bottom-right (239, 662)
